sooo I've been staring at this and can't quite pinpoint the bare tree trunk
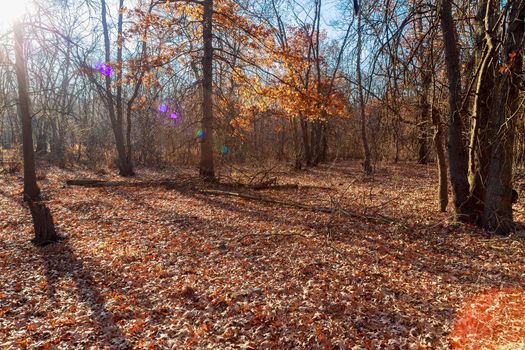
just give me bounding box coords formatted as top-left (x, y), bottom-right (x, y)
top-left (356, 10), bottom-right (372, 175)
top-left (417, 115), bottom-right (428, 164)
top-left (300, 118), bottom-right (312, 166)
top-left (428, 21), bottom-right (448, 212)
top-left (29, 201), bottom-right (60, 245)
top-left (116, 0), bottom-right (134, 176)
top-left (50, 119), bottom-right (65, 167)
top-left (14, 21), bottom-right (40, 201)
top-left (439, 0), bottom-right (473, 221)
top-left (100, 0), bottom-right (134, 177)
top-left (432, 106), bottom-right (448, 212)
top-left (14, 21), bottom-right (60, 245)
top-left (291, 117), bottom-right (302, 169)
top-left (416, 10), bottom-right (429, 165)
top-left (200, 0), bottom-right (215, 179)
top-left (35, 119), bottom-right (48, 154)
top-left (468, 0), bottom-right (498, 218)
top-left (482, 1), bottom-right (525, 234)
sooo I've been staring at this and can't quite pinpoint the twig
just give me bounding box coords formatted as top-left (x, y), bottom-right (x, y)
top-left (235, 232), bottom-right (312, 242)
top-left (200, 189), bottom-right (333, 213)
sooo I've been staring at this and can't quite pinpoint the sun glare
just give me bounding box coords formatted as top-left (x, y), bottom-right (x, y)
top-left (0, 0), bottom-right (30, 26)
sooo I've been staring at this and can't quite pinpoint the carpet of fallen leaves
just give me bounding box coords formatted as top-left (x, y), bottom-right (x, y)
top-left (1, 161), bottom-right (525, 349)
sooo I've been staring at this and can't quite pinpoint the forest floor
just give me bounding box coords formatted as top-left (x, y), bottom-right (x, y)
top-left (1, 161), bottom-right (525, 349)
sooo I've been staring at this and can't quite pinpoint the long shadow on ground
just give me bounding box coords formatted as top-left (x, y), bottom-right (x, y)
top-left (39, 240), bottom-right (130, 349)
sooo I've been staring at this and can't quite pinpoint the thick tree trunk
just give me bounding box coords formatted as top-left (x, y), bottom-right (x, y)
top-left (356, 11), bottom-right (372, 175)
top-left (481, 2), bottom-right (525, 234)
top-left (468, 0), bottom-right (498, 218)
top-left (14, 21), bottom-right (40, 201)
top-left (439, 0), bottom-right (473, 221)
top-left (29, 201), bottom-right (60, 245)
top-left (200, 0), bottom-right (215, 179)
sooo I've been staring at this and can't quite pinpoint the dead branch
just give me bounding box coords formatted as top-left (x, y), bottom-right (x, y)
top-left (200, 189), bottom-right (334, 213)
top-left (235, 231), bottom-right (312, 242)
top-left (65, 178), bottom-right (194, 189)
top-left (200, 189), bottom-right (400, 228)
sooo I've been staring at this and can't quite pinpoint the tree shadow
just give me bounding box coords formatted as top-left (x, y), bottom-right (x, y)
top-left (39, 240), bottom-right (130, 349)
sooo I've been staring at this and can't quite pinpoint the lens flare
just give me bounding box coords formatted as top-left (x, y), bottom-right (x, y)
top-left (96, 63), bottom-right (112, 77)
top-left (170, 113), bottom-right (178, 120)
top-left (196, 129), bottom-right (205, 139)
top-left (159, 104), bottom-right (168, 113)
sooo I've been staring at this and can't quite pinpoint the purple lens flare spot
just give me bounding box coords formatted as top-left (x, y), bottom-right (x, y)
top-left (170, 113), bottom-right (178, 120)
top-left (96, 63), bottom-right (112, 77)
top-left (159, 104), bottom-right (168, 113)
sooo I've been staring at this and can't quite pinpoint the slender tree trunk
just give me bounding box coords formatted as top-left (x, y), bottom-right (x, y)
top-left (14, 21), bottom-right (40, 201)
top-left (320, 122), bottom-right (328, 162)
top-left (300, 118), bottom-right (311, 166)
top-left (482, 2), bottom-right (525, 234)
top-left (416, 9), bottom-right (429, 165)
top-left (356, 10), bottom-right (372, 175)
top-left (291, 117), bottom-right (302, 169)
top-left (50, 119), bottom-right (65, 167)
top-left (35, 119), bottom-right (48, 154)
top-left (116, 0), bottom-right (134, 176)
top-left (432, 106), bottom-right (448, 212)
top-left (427, 17), bottom-right (448, 212)
top-left (417, 117), bottom-right (428, 164)
top-left (310, 120), bottom-right (323, 166)
top-left (439, 0), bottom-right (473, 221)
top-left (200, 0), bottom-right (215, 179)
top-left (100, 0), bottom-right (134, 177)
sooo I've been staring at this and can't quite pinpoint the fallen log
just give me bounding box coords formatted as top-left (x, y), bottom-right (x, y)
top-left (65, 178), bottom-right (314, 191)
top-left (65, 178), bottom-right (192, 189)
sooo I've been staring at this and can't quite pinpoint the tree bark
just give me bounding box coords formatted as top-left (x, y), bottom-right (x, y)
top-left (439, 0), bottom-right (472, 221)
top-left (100, 0), bottom-right (134, 177)
top-left (200, 0), bottom-right (215, 179)
top-left (29, 201), bottom-right (60, 245)
top-left (356, 9), bottom-right (372, 175)
top-left (416, 11), bottom-right (429, 165)
top-left (481, 1), bottom-right (525, 234)
top-left (432, 107), bottom-right (448, 212)
top-left (14, 21), bottom-right (40, 201)
top-left (468, 0), bottom-right (498, 218)
top-left (300, 118), bottom-right (312, 166)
